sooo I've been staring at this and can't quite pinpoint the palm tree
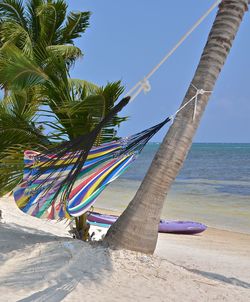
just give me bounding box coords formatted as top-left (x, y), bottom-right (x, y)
top-left (0, 44), bottom-right (126, 239)
top-left (0, 0), bottom-right (90, 53)
top-left (0, 0), bottom-right (89, 94)
top-left (0, 0), bottom-right (127, 239)
top-left (104, 0), bottom-right (249, 253)
top-left (0, 0), bottom-right (125, 142)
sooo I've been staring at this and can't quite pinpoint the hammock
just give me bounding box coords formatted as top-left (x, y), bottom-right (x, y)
top-left (13, 1), bottom-right (220, 221)
top-left (14, 110), bottom-right (171, 220)
top-left (13, 82), bottom-right (210, 221)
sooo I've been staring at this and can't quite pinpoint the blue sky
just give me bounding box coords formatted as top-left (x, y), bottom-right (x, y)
top-left (69, 1), bottom-right (250, 143)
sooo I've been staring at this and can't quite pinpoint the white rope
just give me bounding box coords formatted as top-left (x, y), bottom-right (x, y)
top-left (129, 78), bottom-right (151, 102)
top-left (169, 84), bottom-right (212, 122)
top-left (127, 0), bottom-right (221, 102)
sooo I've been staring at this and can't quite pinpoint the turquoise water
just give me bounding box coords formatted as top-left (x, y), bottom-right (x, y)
top-left (98, 143), bottom-right (250, 233)
top-left (121, 143), bottom-right (250, 198)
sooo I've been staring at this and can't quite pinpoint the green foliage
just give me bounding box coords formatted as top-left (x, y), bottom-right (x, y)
top-left (0, 44), bottom-right (126, 142)
top-left (0, 44), bottom-right (49, 89)
top-left (61, 11), bottom-right (90, 44)
top-left (0, 0), bottom-right (128, 196)
top-left (0, 0), bottom-right (90, 50)
top-left (45, 80), bottom-right (126, 141)
top-left (0, 91), bottom-right (50, 195)
top-left (0, 0), bottom-right (27, 28)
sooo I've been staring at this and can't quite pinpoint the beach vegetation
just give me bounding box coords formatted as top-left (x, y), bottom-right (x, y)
top-left (0, 0), bottom-right (127, 238)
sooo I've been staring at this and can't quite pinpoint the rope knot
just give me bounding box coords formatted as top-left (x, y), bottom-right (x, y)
top-left (197, 88), bottom-right (205, 95)
top-left (170, 83), bottom-right (213, 123)
top-left (141, 78), bottom-right (151, 93)
top-left (191, 84), bottom-right (213, 121)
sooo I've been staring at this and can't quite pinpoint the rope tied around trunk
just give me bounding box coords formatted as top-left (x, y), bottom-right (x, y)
top-left (169, 84), bottom-right (212, 123)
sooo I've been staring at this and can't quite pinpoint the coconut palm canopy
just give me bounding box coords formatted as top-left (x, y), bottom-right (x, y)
top-left (0, 0), bottom-right (127, 196)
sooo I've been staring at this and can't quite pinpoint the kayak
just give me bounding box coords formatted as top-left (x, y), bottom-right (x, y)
top-left (158, 220), bottom-right (207, 234)
top-left (87, 212), bottom-right (207, 235)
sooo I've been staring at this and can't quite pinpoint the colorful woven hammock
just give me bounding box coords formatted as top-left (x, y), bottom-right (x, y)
top-left (14, 144), bottom-right (135, 219)
top-left (14, 100), bottom-right (171, 220)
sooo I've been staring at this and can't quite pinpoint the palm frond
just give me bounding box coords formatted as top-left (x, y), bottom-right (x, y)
top-left (25, 0), bottom-right (43, 44)
top-left (0, 90), bottom-right (51, 195)
top-left (36, 0), bottom-right (67, 45)
top-left (68, 78), bottom-right (99, 101)
top-left (43, 80), bottom-right (127, 142)
top-left (98, 81), bottom-right (125, 112)
top-left (0, 90), bottom-right (49, 146)
top-left (0, 144), bottom-right (25, 196)
top-left (0, 21), bottom-right (33, 57)
top-left (0, 0), bottom-right (27, 28)
top-left (61, 11), bottom-right (91, 44)
top-left (0, 44), bottom-right (49, 89)
top-left (46, 45), bottom-right (82, 67)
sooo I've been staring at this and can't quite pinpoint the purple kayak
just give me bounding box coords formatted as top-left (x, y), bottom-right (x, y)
top-left (87, 212), bottom-right (207, 235)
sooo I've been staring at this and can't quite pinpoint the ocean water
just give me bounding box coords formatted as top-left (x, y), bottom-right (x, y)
top-left (122, 143), bottom-right (250, 197)
top-left (98, 143), bottom-right (250, 234)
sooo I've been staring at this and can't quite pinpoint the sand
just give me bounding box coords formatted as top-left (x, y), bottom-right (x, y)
top-left (0, 196), bottom-right (250, 302)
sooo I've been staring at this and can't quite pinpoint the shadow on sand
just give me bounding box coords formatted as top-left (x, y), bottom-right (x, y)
top-left (188, 268), bottom-right (250, 289)
top-left (164, 258), bottom-right (250, 290)
top-left (0, 223), bottom-right (67, 254)
top-left (0, 223), bottom-right (112, 302)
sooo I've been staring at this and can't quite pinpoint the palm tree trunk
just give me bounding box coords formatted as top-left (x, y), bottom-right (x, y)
top-left (75, 214), bottom-right (90, 241)
top-left (104, 0), bottom-right (249, 254)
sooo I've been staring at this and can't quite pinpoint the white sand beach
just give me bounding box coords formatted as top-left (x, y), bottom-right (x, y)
top-left (0, 196), bottom-right (250, 302)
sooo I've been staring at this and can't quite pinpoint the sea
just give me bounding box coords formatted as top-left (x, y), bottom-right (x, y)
top-left (97, 143), bottom-right (250, 234)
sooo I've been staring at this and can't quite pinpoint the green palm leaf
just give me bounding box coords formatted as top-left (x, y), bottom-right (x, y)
top-left (0, 44), bottom-right (49, 89)
top-left (44, 80), bottom-right (127, 141)
top-left (61, 11), bottom-right (91, 44)
top-left (0, 0), bottom-right (27, 28)
top-left (0, 91), bottom-right (50, 196)
top-left (0, 21), bottom-right (33, 56)
top-left (36, 0), bottom-right (67, 45)
top-left (46, 45), bottom-right (83, 67)
top-left (0, 145), bottom-right (26, 196)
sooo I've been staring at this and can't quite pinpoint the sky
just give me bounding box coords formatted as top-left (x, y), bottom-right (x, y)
top-left (69, 1), bottom-right (249, 143)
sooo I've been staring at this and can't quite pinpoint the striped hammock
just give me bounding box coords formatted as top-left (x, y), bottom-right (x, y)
top-left (14, 116), bottom-right (171, 220)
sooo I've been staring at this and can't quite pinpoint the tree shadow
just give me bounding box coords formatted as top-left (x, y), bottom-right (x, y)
top-left (188, 268), bottom-right (250, 289)
top-left (0, 223), bottom-right (69, 254)
top-left (0, 223), bottom-right (113, 302)
top-left (17, 281), bottom-right (78, 302)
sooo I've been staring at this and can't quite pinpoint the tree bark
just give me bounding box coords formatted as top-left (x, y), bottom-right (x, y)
top-left (104, 0), bottom-right (249, 254)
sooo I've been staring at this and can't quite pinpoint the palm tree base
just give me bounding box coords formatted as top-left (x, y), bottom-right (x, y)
top-left (69, 214), bottom-right (90, 241)
top-left (104, 202), bottom-right (159, 254)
